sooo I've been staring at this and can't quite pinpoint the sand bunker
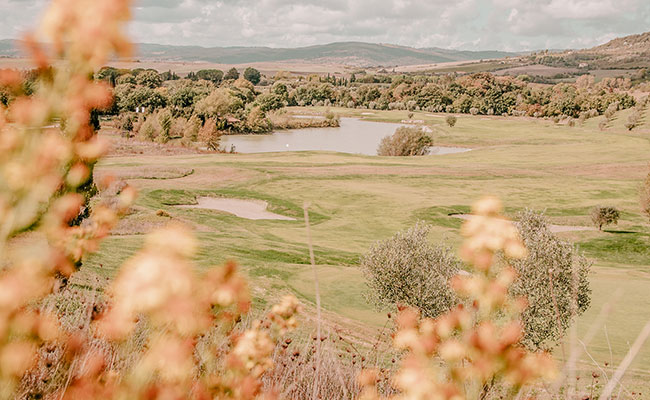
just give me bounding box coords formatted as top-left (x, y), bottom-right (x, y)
top-left (179, 197), bottom-right (296, 221)
top-left (450, 214), bottom-right (595, 233)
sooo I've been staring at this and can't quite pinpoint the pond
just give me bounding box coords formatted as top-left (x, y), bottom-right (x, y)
top-left (219, 118), bottom-right (471, 156)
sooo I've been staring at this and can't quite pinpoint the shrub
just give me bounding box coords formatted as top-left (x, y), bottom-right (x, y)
top-left (511, 210), bottom-right (592, 350)
top-left (157, 108), bottom-right (173, 143)
top-left (224, 67), bottom-right (239, 80)
top-left (360, 222), bottom-right (460, 318)
top-left (140, 115), bottom-right (159, 141)
top-left (135, 70), bottom-right (162, 89)
top-left (625, 108), bottom-right (641, 131)
top-left (377, 127), bottom-right (433, 156)
top-left (591, 206), bottom-right (620, 230)
top-left (445, 115), bottom-right (457, 127)
top-left (199, 118), bottom-right (221, 151)
top-left (243, 67), bottom-right (261, 85)
top-left (184, 114), bottom-right (201, 142)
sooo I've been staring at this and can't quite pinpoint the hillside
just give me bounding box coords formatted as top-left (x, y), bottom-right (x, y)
top-left (527, 31), bottom-right (650, 69)
top-left (0, 39), bottom-right (517, 67)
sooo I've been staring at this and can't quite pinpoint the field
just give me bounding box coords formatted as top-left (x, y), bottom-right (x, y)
top-left (89, 107), bottom-right (650, 392)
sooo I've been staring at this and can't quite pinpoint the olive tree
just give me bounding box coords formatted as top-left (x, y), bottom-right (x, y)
top-left (377, 127), bottom-right (433, 156)
top-left (590, 206), bottom-right (620, 231)
top-left (360, 222), bottom-right (460, 318)
top-left (446, 115), bottom-right (457, 127)
top-left (510, 210), bottom-right (591, 350)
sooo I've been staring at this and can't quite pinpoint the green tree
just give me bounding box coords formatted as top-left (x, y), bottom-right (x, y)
top-left (591, 206), bottom-right (620, 230)
top-left (255, 93), bottom-right (284, 112)
top-left (196, 69), bottom-right (224, 84)
top-left (136, 70), bottom-right (162, 88)
top-left (243, 67), bottom-right (261, 85)
top-left (360, 223), bottom-right (461, 318)
top-left (224, 67), bottom-right (240, 80)
top-left (511, 210), bottom-right (592, 350)
top-left (157, 109), bottom-right (173, 143)
top-left (377, 127), bottom-right (433, 156)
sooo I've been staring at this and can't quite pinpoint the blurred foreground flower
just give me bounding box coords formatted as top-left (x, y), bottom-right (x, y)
top-left (360, 197), bottom-right (556, 400)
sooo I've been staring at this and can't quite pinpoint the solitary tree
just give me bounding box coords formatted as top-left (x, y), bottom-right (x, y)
top-left (360, 222), bottom-right (460, 319)
top-left (377, 127), bottom-right (433, 156)
top-left (591, 206), bottom-right (620, 231)
top-left (224, 67), bottom-right (240, 81)
top-left (446, 115), bottom-right (457, 127)
top-left (511, 210), bottom-right (592, 350)
top-left (243, 67), bottom-right (261, 85)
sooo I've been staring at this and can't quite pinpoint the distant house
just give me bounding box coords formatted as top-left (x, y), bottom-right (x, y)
top-left (578, 63), bottom-right (589, 69)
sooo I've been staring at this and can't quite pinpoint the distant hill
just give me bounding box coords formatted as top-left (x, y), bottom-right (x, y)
top-left (527, 31), bottom-right (650, 70)
top-left (0, 39), bottom-right (518, 67)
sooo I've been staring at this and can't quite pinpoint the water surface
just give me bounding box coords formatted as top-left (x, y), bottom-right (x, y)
top-left (220, 118), bottom-right (470, 156)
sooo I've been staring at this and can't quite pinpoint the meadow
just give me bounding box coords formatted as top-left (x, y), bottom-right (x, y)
top-left (88, 107), bottom-right (650, 390)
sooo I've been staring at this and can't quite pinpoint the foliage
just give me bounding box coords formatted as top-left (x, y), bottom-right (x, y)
top-left (199, 118), bottom-right (221, 151)
top-left (184, 114), bottom-right (201, 142)
top-left (135, 70), bottom-right (162, 89)
top-left (360, 222), bottom-right (461, 318)
top-left (225, 67), bottom-right (240, 80)
top-left (140, 114), bottom-right (159, 141)
top-left (591, 206), bottom-right (620, 230)
top-left (0, 2), bottom-right (303, 399)
top-left (196, 69), bottom-right (224, 84)
top-left (255, 92), bottom-right (285, 112)
top-left (359, 198), bottom-right (555, 400)
top-left (377, 127), bottom-right (433, 156)
top-left (244, 67), bottom-right (262, 85)
top-left (194, 88), bottom-right (245, 119)
top-left (157, 108), bottom-right (173, 143)
top-left (511, 210), bottom-right (592, 350)
top-left (445, 115), bottom-right (457, 127)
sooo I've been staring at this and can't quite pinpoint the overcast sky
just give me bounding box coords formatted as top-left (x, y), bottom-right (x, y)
top-left (1, 0), bottom-right (649, 51)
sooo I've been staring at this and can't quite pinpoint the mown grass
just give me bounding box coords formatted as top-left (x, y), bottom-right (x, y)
top-left (91, 108), bottom-right (650, 386)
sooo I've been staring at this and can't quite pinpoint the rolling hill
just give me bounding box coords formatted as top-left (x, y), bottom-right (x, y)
top-left (0, 39), bottom-right (517, 67)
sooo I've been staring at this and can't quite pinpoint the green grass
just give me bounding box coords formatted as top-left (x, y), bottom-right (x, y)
top-left (91, 108), bottom-right (650, 388)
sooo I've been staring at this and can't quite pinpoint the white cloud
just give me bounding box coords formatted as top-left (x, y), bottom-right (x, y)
top-left (1, 0), bottom-right (649, 51)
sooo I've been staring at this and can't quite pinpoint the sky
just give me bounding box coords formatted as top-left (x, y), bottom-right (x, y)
top-left (1, 0), bottom-right (649, 51)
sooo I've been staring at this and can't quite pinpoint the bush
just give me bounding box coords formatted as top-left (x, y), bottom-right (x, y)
top-left (445, 115), bottom-right (457, 127)
top-left (136, 70), bottom-right (162, 89)
top-left (591, 206), bottom-right (620, 230)
top-left (157, 109), bottom-right (173, 143)
top-left (377, 127), bottom-right (433, 156)
top-left (140, 115), bottom-right (159, 141)
top-left (511, 210), bottom-right (592, 350)
top-left (199, 118), bottom-right (221, 151)
top-left (184, 114), bottom-right (201, 142)
top-left (243, 67), bottom-right (261, 85)
top-left (625, 108), bottom-right (641, 131)
top-left (360, 222), bottom-right (460, 318)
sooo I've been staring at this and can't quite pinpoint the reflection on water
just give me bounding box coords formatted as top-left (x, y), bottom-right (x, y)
top-left (219, 118), bottom-right (471, 156)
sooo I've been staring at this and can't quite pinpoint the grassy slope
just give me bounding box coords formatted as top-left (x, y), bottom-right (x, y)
top-left (89, 108), bottom-right (650, 387)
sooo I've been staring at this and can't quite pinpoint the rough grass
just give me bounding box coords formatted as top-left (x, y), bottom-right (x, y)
top-left (90, 108), bottom-right (650, 390)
